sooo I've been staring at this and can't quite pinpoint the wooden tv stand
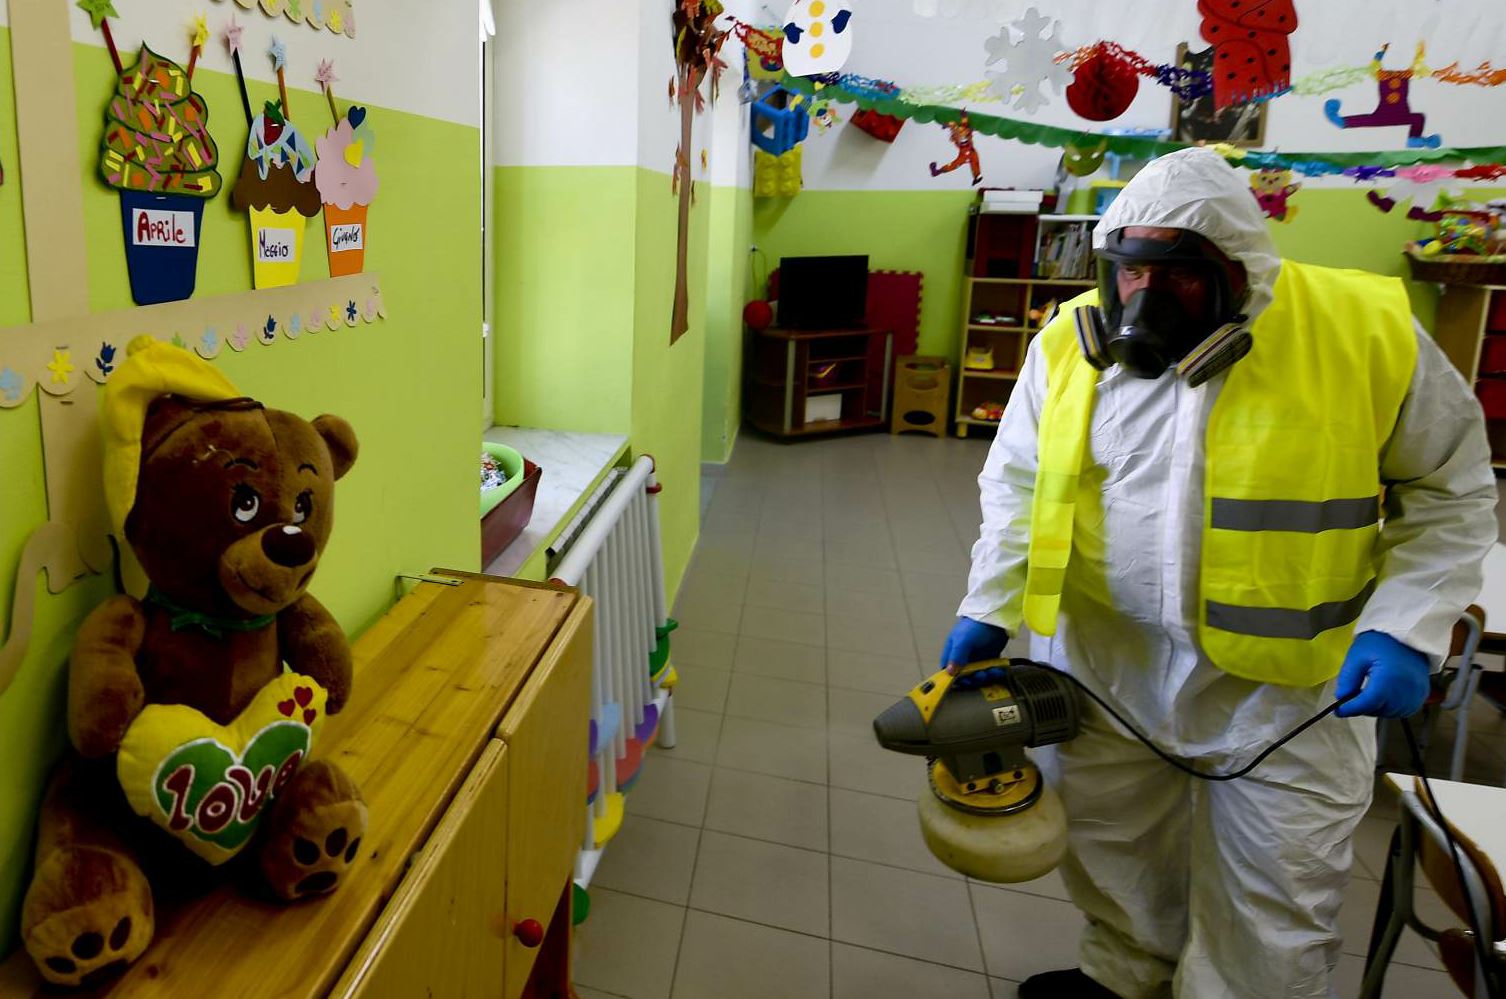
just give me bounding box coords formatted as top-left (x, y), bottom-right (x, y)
top-left (745, 326), bottom-right (895, 439)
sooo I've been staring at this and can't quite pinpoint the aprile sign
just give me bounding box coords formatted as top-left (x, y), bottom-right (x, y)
top-left (132, 207), bottom-right (198, 248)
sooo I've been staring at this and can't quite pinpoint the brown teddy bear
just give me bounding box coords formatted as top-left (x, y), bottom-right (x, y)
top-left (20, 338), bottom-right (367, 988)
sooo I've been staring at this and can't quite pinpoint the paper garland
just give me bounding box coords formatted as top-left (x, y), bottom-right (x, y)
top-left (210, 0), bottom-right (356, 39)
top-left (0, 275), bottom-right (387, 410)
top-left (782, 73), bottom-right (1506, 176)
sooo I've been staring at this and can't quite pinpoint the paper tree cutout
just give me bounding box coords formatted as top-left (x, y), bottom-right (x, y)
top-left (985, 7), bottom-right (1073, 113)
top-left (781, 0), bottom-right (854, 77)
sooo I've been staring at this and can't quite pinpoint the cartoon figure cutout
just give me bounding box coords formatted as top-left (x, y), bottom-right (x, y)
top-left (782, 0), bottom-right (854, 77)
top-left (930, 111), bottom-right (981, 186)
top-left (1250, 168), bottom-right (1300, 222)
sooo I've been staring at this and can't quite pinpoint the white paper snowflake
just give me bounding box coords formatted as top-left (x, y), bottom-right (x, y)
top-left (984, 6), bottom-right (1073, 114)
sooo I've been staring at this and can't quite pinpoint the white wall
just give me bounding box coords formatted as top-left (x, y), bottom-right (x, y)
top-left (799, 0), bottom-right (1506, 191)
top-left (57, 0), bottom-right (480, 126)
top-left (492, 0), bottom-right (749, 185)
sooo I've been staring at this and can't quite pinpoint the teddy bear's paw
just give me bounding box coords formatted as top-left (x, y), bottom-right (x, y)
top-left (22, 846), bottom-right (154, 988)
top-left (260, 795), bottom-right (369, 902)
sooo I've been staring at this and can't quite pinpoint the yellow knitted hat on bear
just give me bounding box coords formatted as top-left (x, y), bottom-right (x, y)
top-left (102, 336), bottom-right (241, 536)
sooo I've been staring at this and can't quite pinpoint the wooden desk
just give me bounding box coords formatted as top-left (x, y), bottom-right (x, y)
top-left (0, 574), bottom-right (591, 999)
top-left (745, 326), bottom-right (894, 439)
top-left (1384, 773), bottom-right (1506, 867)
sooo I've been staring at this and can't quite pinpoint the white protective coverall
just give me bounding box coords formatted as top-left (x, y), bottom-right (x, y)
top-left (957, 148), bottom-right (1499, 999)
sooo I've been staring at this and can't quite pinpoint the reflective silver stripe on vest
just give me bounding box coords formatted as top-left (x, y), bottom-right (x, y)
top-left (1210, 497), bottom-right (1380, 533)
top-left (1206, 579), bottom-right (1377, 641)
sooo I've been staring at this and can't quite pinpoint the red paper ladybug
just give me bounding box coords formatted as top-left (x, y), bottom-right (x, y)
top-left (1066, 45), bottom-right (1139, 122)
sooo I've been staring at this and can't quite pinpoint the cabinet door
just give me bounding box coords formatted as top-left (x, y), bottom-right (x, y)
top-left (333, 739), bottom-right (510, 999)
top-left (496, 601), bottom-right (592, 998)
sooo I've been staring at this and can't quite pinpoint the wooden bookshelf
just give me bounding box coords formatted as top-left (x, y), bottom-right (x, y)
top-left (1431, 283), bottom-right (1506, 470)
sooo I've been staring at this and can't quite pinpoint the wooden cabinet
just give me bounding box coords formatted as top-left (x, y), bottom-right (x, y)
top-left (954, 276), bottom-right (1093, 437)
top-left (0, 574), bottom-right (592, 999)
top-left (1432, 283), bottom-right (1506, 469)
top-left (745, 326), bottom-right (895, 439)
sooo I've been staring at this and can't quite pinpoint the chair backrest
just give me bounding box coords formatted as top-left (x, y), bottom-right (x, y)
top-left (1448, 605), bottom-right (1486, 660)
top-left (1406, 782), bottom-right (1506, 935)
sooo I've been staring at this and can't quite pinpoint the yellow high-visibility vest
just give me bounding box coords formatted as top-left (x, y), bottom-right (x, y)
top-left (1024, 260), bottom-right (1417, 686)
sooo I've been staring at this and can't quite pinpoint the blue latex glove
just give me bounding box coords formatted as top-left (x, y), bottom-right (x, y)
top-left (1334, 631), bottom-right (1431, 719)
top-left (939, 617), bottom-right (1009, 673)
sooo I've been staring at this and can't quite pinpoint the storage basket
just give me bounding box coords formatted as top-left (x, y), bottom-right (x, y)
top-left (1405, 245), bottom-right (1506, 286)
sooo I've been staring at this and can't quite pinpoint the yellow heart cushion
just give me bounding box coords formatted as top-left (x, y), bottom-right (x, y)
top-left (117, 673), bottom-right (327, 865)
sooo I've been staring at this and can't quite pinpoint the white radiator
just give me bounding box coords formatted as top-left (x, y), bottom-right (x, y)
top-left (549, 455), bottom-right (677, 888)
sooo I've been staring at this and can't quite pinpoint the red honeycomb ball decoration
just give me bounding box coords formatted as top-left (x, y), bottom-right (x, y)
top-left (1066, 44), bottom-right (1139, 122)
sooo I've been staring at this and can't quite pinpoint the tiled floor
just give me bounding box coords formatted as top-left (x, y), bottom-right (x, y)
top-left (575, 432), bottom-right (1506, 999)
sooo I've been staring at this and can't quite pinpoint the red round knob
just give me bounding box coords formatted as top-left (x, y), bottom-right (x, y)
top-left (513, 918), bottom-right (545, 948)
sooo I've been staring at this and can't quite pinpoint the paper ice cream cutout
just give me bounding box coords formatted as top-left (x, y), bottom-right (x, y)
top-left (781, 0), bottom-right (854, 77)
top-left (231, 101), bottom-right (321, 289)
top-left (100, 46), bottom-right (222, 306)
top-left (315, 107), bottom-right (378, 277)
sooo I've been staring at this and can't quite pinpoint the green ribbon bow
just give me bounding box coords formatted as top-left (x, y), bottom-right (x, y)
top-left (145, 587), bottom-right (277, 639)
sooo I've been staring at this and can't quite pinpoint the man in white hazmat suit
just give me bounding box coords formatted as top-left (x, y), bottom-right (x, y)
top-left (944, 147), bottom-right (1498, 998)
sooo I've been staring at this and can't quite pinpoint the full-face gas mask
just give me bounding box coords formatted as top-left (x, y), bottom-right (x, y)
top-left (1073, 227), bottom-right (1253, 386)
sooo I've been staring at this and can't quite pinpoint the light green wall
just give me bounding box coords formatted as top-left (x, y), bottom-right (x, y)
top-left (632, 169), bottom-right (708, 599)
top-left (754, 190), bottom-right (974, 361)
top-left (1, 40), bottom-right (481, 949)
top-left (701, 184), bottom-right (753, 464)
top-left (751, 187), bottom-right (1460, 362)
top-left (492, 166), bottom-right (636, 434)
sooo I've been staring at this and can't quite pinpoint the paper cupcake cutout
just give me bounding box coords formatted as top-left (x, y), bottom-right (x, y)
top-left (100, 46), bottom-right (222, 305)
top-left (314, 107), bottom-right (377, 277)
top-left (231, 101), bottom-right (320, 288)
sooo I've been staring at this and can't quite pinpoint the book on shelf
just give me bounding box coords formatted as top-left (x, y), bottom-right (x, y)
top-left (1036, 220), bottom-right (1097, 280)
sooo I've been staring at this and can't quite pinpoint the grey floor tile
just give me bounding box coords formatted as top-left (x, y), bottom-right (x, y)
top-left (750, 554), bottom-right (825, 585)
top-left (1351, 814), bottom-right (1395, 881)
top-left (592, 816), bottom-right (701, 905)
top-left (1332, 952), bottom-right (1454, 998)
top-left (826, 648), bottom-right (925, 696)
top-left (831, 856), bottom-right (983, 972)
top-left (832, 943), bottom-right (992, 999)
top-left (826, 537), bottom-right (898, 570)
top-left (903, 570), bottom-right (969, 604)
top-left (743, 576), bottom-right (826, 615)
top-left (671, 596), bottom-right (743, 635)
top-left (1338, 877), bottom-right (1443, 970)
top-left (825, 561), bottom-right (904, 596)
top-left (974, 868), bottom-right (1073, 903)
top-left (970, 883), bottom-right (1085, 982)
top-left (626, 756), bottom-right (713, 827)
top-left (573, 888), bottom-right (686, 999)
top-left (726, 673), bottom-right (828, 729)
top-left (826, 585), bottom-right (909, 621)
top-left (704, 767), bottom-right (829, 851)
top-left (828, 686), bottom-right (898, 737)
top-left (829, 731), bottom-right (929, 799)
top-left (827, 611), bottom-right (916, 656)
top-left (672, 629), bottom-right (737, 671)
top-left (989, 978), bottom-right (1021, 998)
top-left (672, 910), bottom-right (831, 999)
top-left (740, 603), bottom-right (826, 646)
top-left (733, 635), bottom-right (827, 683)
top-left (649, 705), bottom-right (722, 765)
top-left (689, 831), bottom-right (830, 936)
top-left (675, 570), bottom-right (749, 611)
top-left (672, 665), bottom-right (731, 714)
top-left (717, 715), bottom-right (828, 783)
top-left (829, 786), bottom-right (961, 880)
top-left (575, 987), bottom-right (632, 999)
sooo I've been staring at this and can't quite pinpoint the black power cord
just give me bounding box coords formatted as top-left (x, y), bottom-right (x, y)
top-left (1008, 662), bottom-right (1501, 996)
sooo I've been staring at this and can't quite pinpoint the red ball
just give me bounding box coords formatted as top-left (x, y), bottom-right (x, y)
top-left (743, 299), bottom-right (774, 330)
top-left (1067, 47), bottom-right (1139, 122)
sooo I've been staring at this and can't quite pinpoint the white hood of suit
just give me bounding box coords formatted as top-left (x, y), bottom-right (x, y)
top-left (1093, 146), bottom-right (1282, 322)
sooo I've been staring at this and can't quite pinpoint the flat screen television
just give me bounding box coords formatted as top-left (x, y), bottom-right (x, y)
top-left (778, 255), bottom-right (869, 329)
